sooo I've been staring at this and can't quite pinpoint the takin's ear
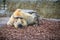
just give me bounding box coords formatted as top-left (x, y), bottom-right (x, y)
top-left (13, 9), bottom-right (23, 17)
top-left (15, 9), bottom-right (21, 12)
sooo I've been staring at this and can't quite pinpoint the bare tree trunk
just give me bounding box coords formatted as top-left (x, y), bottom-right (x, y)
top-left (3, 0), bottom-right (6, 10)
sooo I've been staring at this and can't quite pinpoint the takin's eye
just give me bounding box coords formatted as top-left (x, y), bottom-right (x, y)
top-left (14, 16), bottom-right (23, 19)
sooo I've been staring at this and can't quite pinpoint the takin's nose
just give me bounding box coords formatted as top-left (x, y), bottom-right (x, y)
top-left (18, 24), bottom-right (23, 28)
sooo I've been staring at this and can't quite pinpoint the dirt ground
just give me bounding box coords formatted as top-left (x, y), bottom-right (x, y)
top-left (0, 19), bottom-right (60, 40)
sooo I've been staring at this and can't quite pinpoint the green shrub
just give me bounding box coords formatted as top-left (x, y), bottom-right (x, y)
top-left (7, 1), bottom-right (60, 19)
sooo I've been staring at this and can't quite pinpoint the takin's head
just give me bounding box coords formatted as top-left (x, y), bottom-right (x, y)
top-left (12, 9), bottom-right (28, 28)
